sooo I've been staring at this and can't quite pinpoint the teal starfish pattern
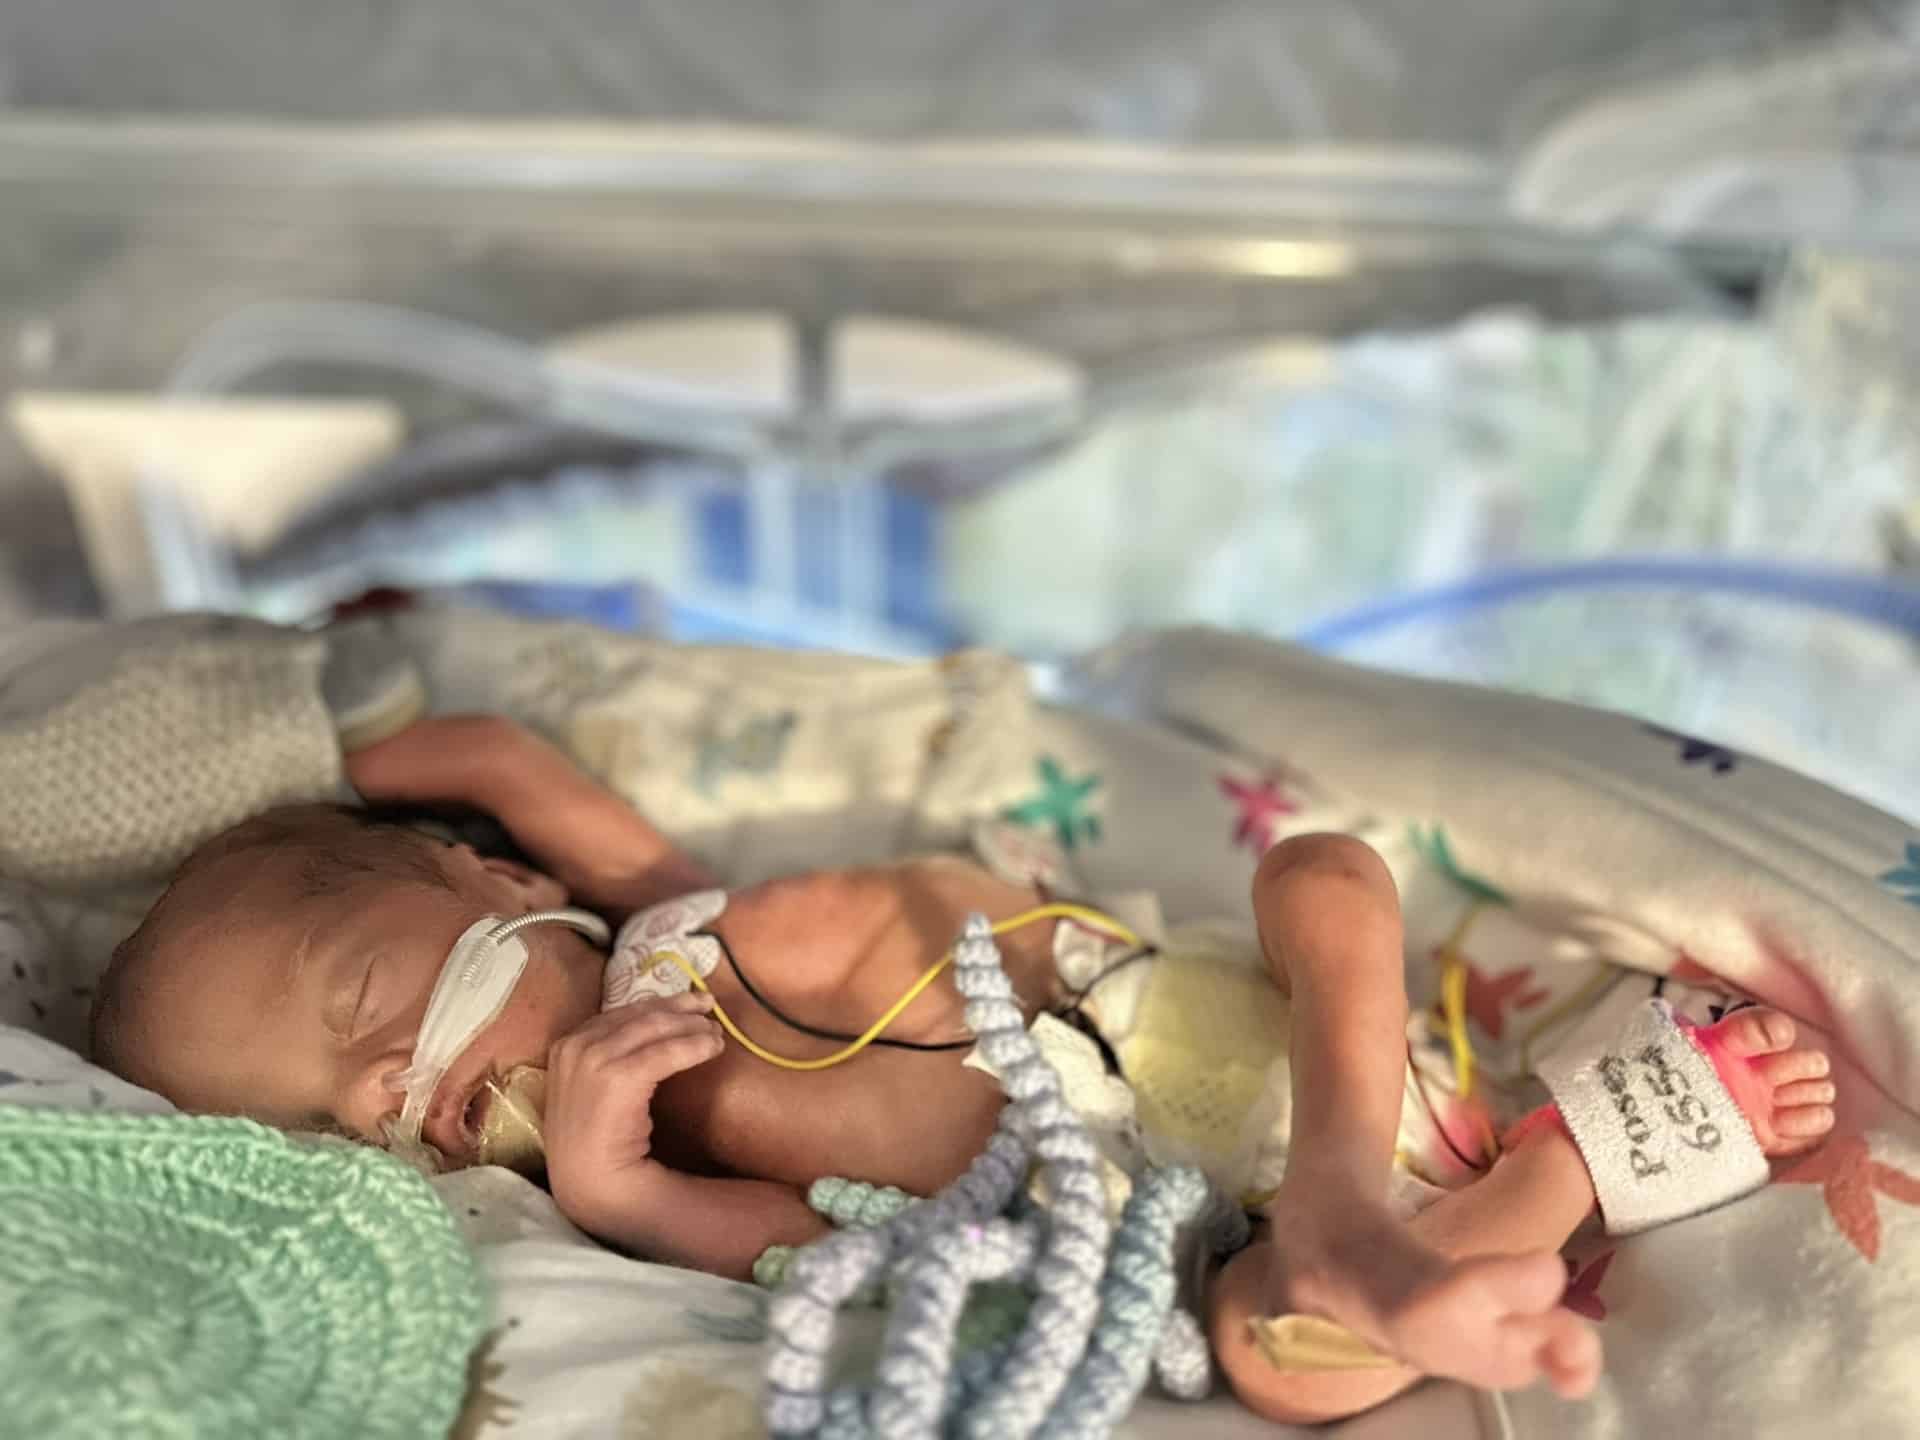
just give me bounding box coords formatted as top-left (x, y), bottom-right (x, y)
top-left (1003, 756), bottom-right (1103, 851)
top-left (1408, 823), bottom-right (1512, 907)
top-left (682, 1293), bottom-right (769, 1344)
top-left (1882, 843), bottom-right (1920, 908)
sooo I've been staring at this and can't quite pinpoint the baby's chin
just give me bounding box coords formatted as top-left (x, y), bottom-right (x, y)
top-left (292, 1115), bottom-right (386, 1149)
top-left (468, 1064), bottom-right (551, 1175)
top-left (386, 1064), bottom-right (550, 1178)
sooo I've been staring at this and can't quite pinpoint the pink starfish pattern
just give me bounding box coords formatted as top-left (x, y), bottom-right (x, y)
top-left (1460, 961), bottom-right (1549, 1041)
top-left (1218, 773), bottom-right (1301, 856)
top-left (1779, 1135), bottom-right (1920, 1262)
top-left (1426, 1090), bottom-right (1498, 1176)
top-left (1562, 1251), bottom-right (1615, 1321)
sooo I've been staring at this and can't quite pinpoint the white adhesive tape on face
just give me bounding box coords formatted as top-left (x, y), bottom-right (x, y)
top-left (1537, 998), bottom-right (1769, 1236)
top-left (385, 906), bottom-right (613, 1150)
top-left (390, 915), bottom-right (528, 1147)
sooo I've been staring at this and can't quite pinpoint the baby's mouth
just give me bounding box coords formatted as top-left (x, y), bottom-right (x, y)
top-left (459, 1077), bottom-right (493, 1148)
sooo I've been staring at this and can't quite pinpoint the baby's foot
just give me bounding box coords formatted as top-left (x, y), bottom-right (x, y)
top-left (1686, 1006), bottom-right (1834, 1156)
top-left (1346, 1003), bottom-right (1835, 1397)
top-left (1224, 1186), bottom-right (1598, 1407)
top-left (1370, 1245), bottom-right (1601, 1398)
top-left (1213, 1006), bottom-right (1835, 1423)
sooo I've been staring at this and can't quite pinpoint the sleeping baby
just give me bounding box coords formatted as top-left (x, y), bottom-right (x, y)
top-left (90, 713), bottom-right (1838, 1424)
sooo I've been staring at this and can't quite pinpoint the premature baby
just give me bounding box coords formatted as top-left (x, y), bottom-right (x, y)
top-left (91, 714), bottom-right (1838, 1424)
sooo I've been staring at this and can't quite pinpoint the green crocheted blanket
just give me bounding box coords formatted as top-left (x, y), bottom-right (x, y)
top-left (0, 1106), bottom-right (487, 1439)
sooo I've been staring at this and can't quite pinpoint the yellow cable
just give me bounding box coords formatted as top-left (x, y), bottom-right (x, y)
top-left (1434, 904), bottom-right (1482, 1100)
top-left (1440, 958), bottom-right (1472, 1097)
top-left (1515, 964), bottom-right (1621, 1074)
top-left (654, 902), bottom-right (1142, 1072)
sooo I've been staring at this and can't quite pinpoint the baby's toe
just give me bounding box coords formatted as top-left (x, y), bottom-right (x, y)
top-left (1755, 1048), bottom-right (1829, 1087)
top-left (1465, 1251), bottom-right (1569, 1317)
top-left (1539, 1316), bottom-right (1602, 1400)
top-left (1772, 1079), bottom-right (1837, 1109)
top-left (1773, 1104), bottom-right (1835, 1141)
top-left (1717, 1007), bottom-right (1796, 1059)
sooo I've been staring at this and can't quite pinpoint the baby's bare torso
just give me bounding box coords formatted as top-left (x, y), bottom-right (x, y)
top-left (651, 856), bottom-right (1056, 1195)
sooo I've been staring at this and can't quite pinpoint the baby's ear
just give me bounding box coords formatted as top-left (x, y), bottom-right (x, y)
top-left (474, 851), bottom-right (569, 911)
top-left (341, 1044), bottom-right (416, 1148)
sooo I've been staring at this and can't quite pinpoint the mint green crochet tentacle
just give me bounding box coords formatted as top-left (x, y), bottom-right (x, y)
top-left (753, 1179), bottom-right (919, 1290)
top-left (809, 1177), bottom-right (915, 1229)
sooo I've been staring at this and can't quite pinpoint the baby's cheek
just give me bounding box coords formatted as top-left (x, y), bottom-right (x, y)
top-left (519, 967), bottom-right (603, 1054)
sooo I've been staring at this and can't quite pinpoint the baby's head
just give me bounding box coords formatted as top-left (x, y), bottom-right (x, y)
top-left (92, 803), bottom-right (605, 1165)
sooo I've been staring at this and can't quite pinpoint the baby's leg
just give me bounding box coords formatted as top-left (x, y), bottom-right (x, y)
top-left (1229, 834), bottom-right (1584, 1410)
top-left (1248, 834), bottom-right (1411, 1201)
top-left (1212, 1118), bottom-right (1598, 1422)
top-left (1212, 1001), bottom-right (1835, 1424)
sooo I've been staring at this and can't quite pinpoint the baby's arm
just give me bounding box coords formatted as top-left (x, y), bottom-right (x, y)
top-left (581, 1168), bottom-right (830, 1279)
top-left (344, 713), bottom-right (716, 917)
top-left (540, 997), bottom-right (829, 1279)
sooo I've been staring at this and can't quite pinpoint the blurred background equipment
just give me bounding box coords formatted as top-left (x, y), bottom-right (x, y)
top-left (3, 0), bottom-right (1920, 818)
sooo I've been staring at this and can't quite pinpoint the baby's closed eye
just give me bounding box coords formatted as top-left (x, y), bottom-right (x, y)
top-left (323, 956), bottom-right (381, 1041)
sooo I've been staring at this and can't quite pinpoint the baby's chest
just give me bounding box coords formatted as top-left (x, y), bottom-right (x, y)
top-left (716, 862), bottom-right (1017, 1020)
top-left (653, 1027), bottom-right (1003, 1193)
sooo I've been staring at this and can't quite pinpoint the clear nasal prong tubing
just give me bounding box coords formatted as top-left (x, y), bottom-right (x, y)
top-left (488, 908), bottom-right (612, 948)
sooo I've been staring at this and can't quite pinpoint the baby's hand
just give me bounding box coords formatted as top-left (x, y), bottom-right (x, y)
top-left (541, 994), bottom-right (725, 1235)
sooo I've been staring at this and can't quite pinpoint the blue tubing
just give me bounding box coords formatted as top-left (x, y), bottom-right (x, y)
top-left (1295, 557), bottom-right (1920, 651)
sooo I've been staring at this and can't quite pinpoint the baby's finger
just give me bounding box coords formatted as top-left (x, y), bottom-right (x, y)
top-left (598, 991), bottom-right (717, 1036)
top-left (609, 1028), bottom-right (728, 1087)
top-left (660, 989), bottom-right (716, 1015)
top-left (550, 1005), bottom-right (650, 1051)
top-left (558, 991), bottom-right (713, 1043)
top-left (549, 1009), bottom-right (707, 1073)
top-left (601, 1012), bottom-right (721, 1063)
top-left (562, 1012), bottom-right (719, 1070)
top-left (616, 989), bottom-right (716, 1017)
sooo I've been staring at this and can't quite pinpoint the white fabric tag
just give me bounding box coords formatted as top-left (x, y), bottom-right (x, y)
top-left (964, 1012), bottom-right (1145, 1218)
top-left (1538, 998), bottom-right (1769, 1236)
